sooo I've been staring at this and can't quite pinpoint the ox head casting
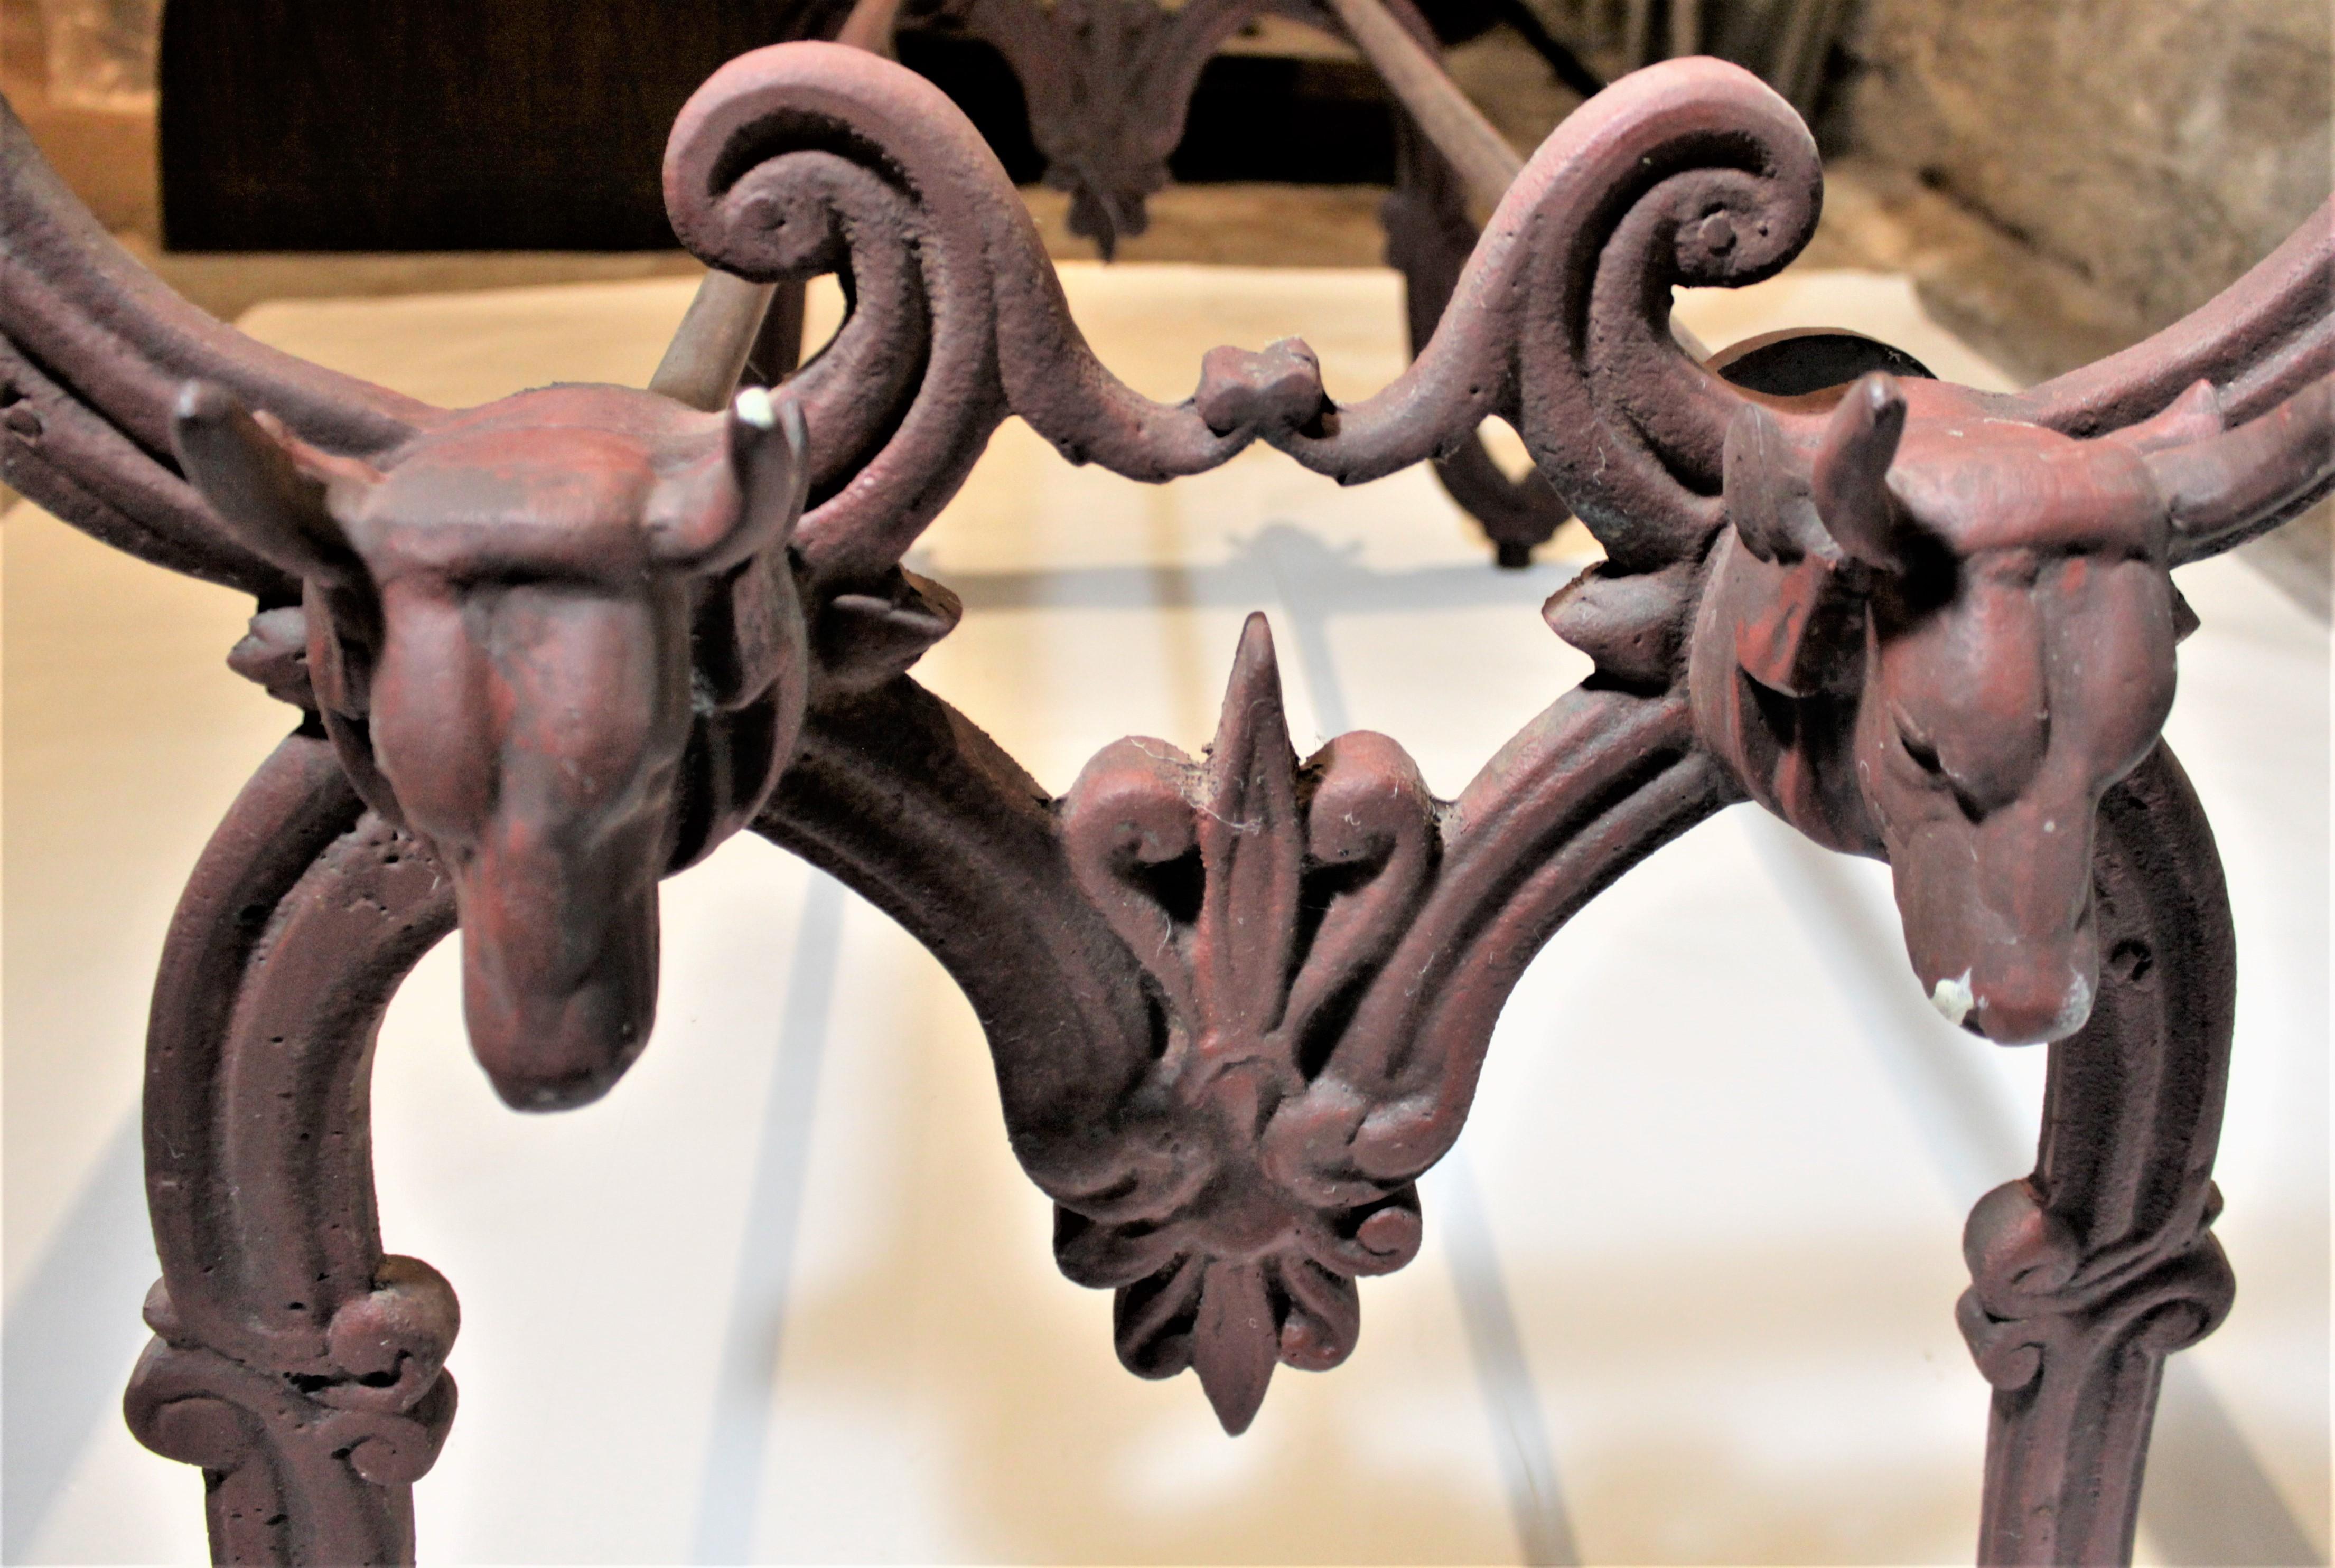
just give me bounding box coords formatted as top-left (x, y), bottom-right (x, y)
top-left (1692, 370), bottom-right (2331, 1045)
top-left (172, 381), bottom-right (812, 1107)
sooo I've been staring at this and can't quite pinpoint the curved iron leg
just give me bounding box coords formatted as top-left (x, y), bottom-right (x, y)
top-left (122, 733), bottom-right (459, 1565)
top-left (1957, 745), bottom-right (2239, 1566)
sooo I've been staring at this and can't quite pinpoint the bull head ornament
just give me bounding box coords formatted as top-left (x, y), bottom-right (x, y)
top-left (171, 380), bottom-right (813, 1107)
top-left (1691, 369), bottom-right (2332, 1044)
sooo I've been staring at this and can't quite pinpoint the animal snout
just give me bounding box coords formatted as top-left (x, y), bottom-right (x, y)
top-left (457, 882), bottom-right (661, 1110)
top-left (1922, 936), bottom-right (2099, 1047)
top-left (1888, 789), bottom-right (2106, 1047)
top-left (466, 968), bottom-right (655, 1109)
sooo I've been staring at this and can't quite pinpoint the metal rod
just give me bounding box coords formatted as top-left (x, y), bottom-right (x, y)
top-left (1786, 0), bottom-right (1848, 117)
top-left (650, 0), bottom-right (900, 409)
top-left (650, 270), bottom-right (778, 412)
top-left (1488, 0), bottom-right (1608, 98)
top-left (1667, 0), bottom-right (1700, 59)
top-left (1622, 0), bottom-right (1656, 70)
top-left (1326, 0), bottom-right (1523, 223)
top-left (1767, 0), bottom-right (1825, 114)
top-left (751, 279), bottom-right (811, 386)
top-left (1338, 0), bottom-right (1708, 360)
top-left (835, 0), bottom-right (904, 58)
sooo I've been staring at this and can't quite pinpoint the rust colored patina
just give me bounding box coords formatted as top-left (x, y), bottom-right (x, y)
top-left (1057, 615), bottom-right (1442, 1432)
top-left (3, 31), bottom-right (2330, 1568)
top-left (787, 0), bottom-right (1582, 563)
top-left (171, 381), bottom-right (812, 1107)
top-left (1688, 369), bottom-right (2329, 1045)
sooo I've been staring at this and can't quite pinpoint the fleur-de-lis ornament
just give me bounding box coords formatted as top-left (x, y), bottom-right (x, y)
top-left (1058, 614), bottom-right (1442, 1431)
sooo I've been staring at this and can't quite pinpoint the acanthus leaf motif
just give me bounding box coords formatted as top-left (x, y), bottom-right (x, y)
top-left (1058, 613), bottom-right (1437, 1433)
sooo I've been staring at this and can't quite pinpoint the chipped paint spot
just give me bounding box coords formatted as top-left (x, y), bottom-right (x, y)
top-left (1931, 969), bottom-right (1976, 1027)
top-left (2053, 971), bottom-right (2095, 1037)
top-left (734, 386), bottom-right (778, 429)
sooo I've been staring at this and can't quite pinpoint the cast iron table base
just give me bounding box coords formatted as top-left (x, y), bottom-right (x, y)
top-left (3, 31), bottom-right (2330, 1566)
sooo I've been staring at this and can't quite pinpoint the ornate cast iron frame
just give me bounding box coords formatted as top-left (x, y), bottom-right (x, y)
top-left (3, 17), bottom-right (2331, 1566)
top-left (761, 0), bottom-right (1584, 565)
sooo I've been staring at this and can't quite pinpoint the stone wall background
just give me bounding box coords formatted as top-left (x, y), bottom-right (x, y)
top-left (1825, 0), bottom-right (2331, 380)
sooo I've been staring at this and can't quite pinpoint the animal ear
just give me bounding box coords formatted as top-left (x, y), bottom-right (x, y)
top-left (1810, 372), bottom-right (1909, 573)
top-left (1732, 553), bottom-right (1867, 697)
top-left (649, 387), bottom-right (810, 572)
top-left (170, 381), bottom-right (367, 584)
top-left (1722, 401), bottom-right (1809, 564)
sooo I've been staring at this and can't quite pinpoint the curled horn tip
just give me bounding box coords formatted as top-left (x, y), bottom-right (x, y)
top-left (1811, 372), bottom-right (1909, 572)
top-left (1840, 371), bottom-right (1908, 445)
top-left (652, 387), bottom-right (809, 572)
top-left (171, 379), bottom-right (284, 470)
top-left (173, 378), bottom-right (238, 430)
top-left (170, 379), bottom-right (354, 583)
top-left (172, 380), bottom-right (276, 472)
top-left (733, 384), bottom-right (807, 455)
top-left (732, 385), bottom-right (810, 548)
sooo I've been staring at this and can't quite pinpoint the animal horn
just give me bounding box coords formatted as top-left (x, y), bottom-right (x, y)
top-left (171, 380), bottom-right (364, 584)
top-left (1810, 372), bottom-right (1908, 572)
top-left (2150, 374), bottom-right (2334, 560)
top-left (648, 386), bottom-right (810, 571)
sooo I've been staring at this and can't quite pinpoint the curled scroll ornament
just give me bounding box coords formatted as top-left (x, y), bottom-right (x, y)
top-left (661, 40), bottom-right (2332, 1516)
top-left (659, 43), bottom-right (1826, 582)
